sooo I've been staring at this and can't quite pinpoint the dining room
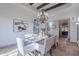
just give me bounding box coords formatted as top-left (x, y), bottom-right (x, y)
top-left (0, 3), bottom-right (79, 56)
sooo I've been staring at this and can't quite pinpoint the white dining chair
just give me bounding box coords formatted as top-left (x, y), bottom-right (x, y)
top-left (16, 37), bottom-right (35, 56)
top-left (35, 36), bottom-right (55, 56)
top-left (16, 37), bottom-right (25, 56)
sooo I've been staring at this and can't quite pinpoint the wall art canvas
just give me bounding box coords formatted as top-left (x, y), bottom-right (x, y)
top-left (13, 19), bottom-right (29, 32)
top-left (33, 19), bottom-right (39, 34)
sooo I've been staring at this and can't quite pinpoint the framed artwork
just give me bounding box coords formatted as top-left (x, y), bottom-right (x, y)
top-left (33, 19), bottom-right (39, 34)
top-left (47, 22), bottom-right (57, 31)
top-left (13, 18), bottom-right (29, 32)
top-left (52, 24), bottom-right (56, 29)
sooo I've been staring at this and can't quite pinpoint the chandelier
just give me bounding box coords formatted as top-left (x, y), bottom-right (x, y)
top-left (37, 9), bottom-right (48, 23)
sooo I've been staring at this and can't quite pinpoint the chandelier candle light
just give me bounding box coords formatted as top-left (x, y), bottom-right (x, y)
top-left (37, 9), bottom-right (48, 23)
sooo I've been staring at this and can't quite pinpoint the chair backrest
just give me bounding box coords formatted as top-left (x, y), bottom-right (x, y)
top-left (44, 36), bottom-right (55, 54)
top-left (16, 37), bottom-right (25, 56)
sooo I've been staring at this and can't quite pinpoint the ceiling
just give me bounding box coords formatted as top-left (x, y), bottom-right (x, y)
top-left (29, 3), bottom-right (57, 11)
top-left (18, 3), bottom-right (72, 21)
top-left (20, 3), bottom-right (72, 19)
top-left (21, 3), bottom-right (71, 12)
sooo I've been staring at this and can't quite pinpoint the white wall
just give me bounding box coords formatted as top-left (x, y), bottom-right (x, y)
top-left (0, 3), bottom-right (36, 47)
top-left (48, 4), bottom-right (78, 20)
top-left (70, 20), bottom-right (77, 43)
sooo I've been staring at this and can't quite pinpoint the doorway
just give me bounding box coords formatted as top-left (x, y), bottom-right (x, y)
top-left (59, 18), bottom-right (70, 44)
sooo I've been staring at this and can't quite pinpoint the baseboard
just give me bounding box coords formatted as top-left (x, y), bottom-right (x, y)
top-left (0, 43), bottom-right (17, 49)
top-left (69, 41), bottom-right (78, 45)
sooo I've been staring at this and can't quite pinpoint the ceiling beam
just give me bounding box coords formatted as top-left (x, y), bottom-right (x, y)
top-left (29, 3), bottom-right (34, 5)
top-left (37, 3), bottom-right (49, 10)
top-left (44, 3), bottom-right (67, 11)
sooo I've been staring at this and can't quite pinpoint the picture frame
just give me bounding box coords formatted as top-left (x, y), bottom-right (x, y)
top-left (13, 18), bottom-right (29, 32)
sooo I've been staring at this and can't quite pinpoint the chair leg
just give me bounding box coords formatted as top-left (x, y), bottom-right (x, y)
top-left (17, 51), bottom-right (24, 56)
top-left (17, 51), bottom-right (19, 56)
top-left (50, 47), bottom-right (52, 56)
top-left (57, 42), bottom-right (58, 47)
top-left (43, 54), bottom-right (46, 56)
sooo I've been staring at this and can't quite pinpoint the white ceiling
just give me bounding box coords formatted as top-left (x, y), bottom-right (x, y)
top-left (19, 3), bottom-right (72, 19)
top-left (17, 3), bottom-right (73, 21)
top-left (20, 3), bottom-right (71, 12)
top-left (31, 3), bottom-right (42, 8)
top-left (29, 3), bottom-right (57, 11)
top-left (39, 3), bottom-right (57, 10)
